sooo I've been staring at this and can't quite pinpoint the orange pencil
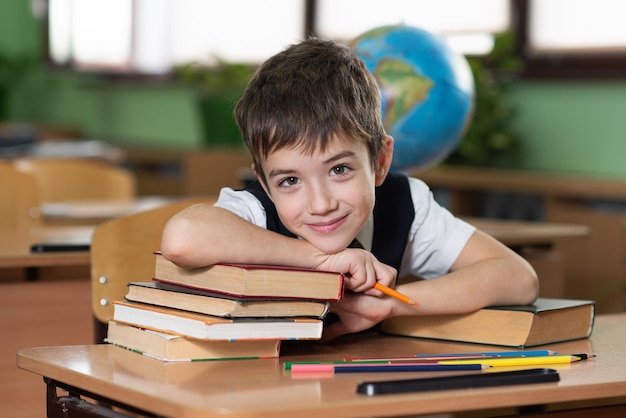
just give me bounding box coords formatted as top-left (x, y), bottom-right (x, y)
top-left (374, 283), bottom-right (419, 306)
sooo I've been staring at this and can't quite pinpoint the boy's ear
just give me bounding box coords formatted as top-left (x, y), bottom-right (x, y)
top-left (252, 163), bottom-right (273, 200)
top-left (375, 136), bottom-right (394, 186)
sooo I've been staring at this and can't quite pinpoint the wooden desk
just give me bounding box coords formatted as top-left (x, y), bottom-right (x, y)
top-left (17, 314), bottom-right (626, 418)
top-left (0, 225), bottom-right (92, 281)
top-left (41, 196), bottom-right (176, 225)
top-left (468, 217), bottom-right (589, 248)
top-left (467, 217), bottom-right (589, 298)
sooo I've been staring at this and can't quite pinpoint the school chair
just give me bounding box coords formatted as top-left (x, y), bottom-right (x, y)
top-left (13, 157), bottom-right (136, 203)
top-left (90, 198), bottom-right (214, 343)
top-left (0, 161), bottom-right (41, 254)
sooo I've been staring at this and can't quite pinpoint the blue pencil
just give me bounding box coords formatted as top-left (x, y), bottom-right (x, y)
top-left (344, 350), bottom-right (558, 362)
top-left (291, 363), bottom-right (488, 373)
top-left (414, 350), bottom-right (557, 358)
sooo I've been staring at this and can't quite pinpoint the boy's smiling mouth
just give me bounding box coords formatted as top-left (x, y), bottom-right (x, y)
top-left (306, 215), bottom-right (349, 234)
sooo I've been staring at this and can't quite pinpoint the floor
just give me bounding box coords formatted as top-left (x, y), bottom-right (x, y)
top-left (0, 279), bottom-right (92, 418)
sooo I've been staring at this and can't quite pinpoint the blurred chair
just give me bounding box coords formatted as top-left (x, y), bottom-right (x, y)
top-left (13, 157), bottom-right (136, 203)
top-left (90, 198), bottom-right (213, 343)
top-left (0, 161), bottom-right (41, 254)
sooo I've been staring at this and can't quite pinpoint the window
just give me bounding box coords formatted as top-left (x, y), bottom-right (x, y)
top-left (44, 0), bottom-right (626, 79)
top-left (46, 0), bottom-right (306, 75)
top-left (527, 0), bottom-right (626, 55)
top-left (516, 0), bottom-right (626, 79)
top-left (314, 0), bottom-right (510, 56)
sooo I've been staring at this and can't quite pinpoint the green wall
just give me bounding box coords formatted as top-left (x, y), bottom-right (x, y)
top-left (3, 0), bottom-right (626, 178)
top-left (508, 82), bottom-right (626, 179)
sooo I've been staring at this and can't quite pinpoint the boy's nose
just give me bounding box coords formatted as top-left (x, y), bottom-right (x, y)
top-left (308, 185), bottom-right (337, 215)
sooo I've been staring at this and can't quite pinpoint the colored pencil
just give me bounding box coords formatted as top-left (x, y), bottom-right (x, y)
top-left (344, 350), bottom-right (558, 362)
top-left (414, 350), bottom-right (558, 358)
top-left (285, 360), bottom-right (461, 370)
top-left (284, 360), bottom-right (394, 370)
top-left (290, 363), bottom-right (488, 374)
top-left (439, 354), bottom-right (587, 367)
top-left (374, 282), bottom-right (419, 306)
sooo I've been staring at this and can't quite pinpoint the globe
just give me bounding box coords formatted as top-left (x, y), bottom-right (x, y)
top-left (351, 25), bottom-right (475, 171)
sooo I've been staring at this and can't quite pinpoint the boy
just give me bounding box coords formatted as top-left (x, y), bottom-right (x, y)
top-left (161, 38), bottom-right (538, 341)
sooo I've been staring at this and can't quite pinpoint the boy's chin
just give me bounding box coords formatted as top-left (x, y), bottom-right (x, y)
top-left (309, 239), bottom-right (353, 255)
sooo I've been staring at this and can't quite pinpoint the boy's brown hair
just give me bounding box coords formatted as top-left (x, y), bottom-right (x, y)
top-left (234, 38), bottom-right (388, 183)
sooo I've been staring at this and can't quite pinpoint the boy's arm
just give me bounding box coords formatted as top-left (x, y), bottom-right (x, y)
top-left (160, 203), bottom-right (327, 269)
top-left (160, 203), bottom-right (397, 292)
top-left (323, 229), bottom-right (539, 340)
top-left (402, 229), bottom-right (539, 313)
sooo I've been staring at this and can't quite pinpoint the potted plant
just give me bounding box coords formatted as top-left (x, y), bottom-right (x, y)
top-left (175, 59), bottom-right (256, 147)
top-left (0, 50), bottom-right (31, 121)
top-left (445, 32), bottom-right (523, 166)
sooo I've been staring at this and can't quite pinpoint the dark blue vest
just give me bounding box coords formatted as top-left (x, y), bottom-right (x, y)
top-left (244, 172), bottom-right (415, 271)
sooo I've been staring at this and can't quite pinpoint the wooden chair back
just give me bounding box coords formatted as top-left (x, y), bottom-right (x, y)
top-left (90, 198), bottom-right (213, 342)
top-left (0, 162), bottom-right (42, 254)
top-left (13, 158), bottom-right (136, 202)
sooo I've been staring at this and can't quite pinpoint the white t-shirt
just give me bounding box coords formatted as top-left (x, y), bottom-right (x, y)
top-left (214, 177), bottom-right (475, 280)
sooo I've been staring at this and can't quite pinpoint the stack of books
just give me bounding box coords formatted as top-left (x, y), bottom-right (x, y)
top-left (105, 253), bottom-right (344, 361)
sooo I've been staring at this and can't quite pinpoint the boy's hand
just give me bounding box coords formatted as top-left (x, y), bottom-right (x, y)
top-left (321, 291), bottom-right (394, 341)
top-left (317, 248), bottom-right (397, 294)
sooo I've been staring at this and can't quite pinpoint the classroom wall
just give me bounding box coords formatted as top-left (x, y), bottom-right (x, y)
top-left (508, 82), bottom-right (626, 179)
top-left (3, 0), bottom-right (626, 178)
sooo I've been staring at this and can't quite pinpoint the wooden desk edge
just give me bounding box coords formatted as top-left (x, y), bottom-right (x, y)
top-left (0, 252), bottom-right (90, 268)
top-left (16, 345), bottom-right (626, 418)
top-left (16, 313), bottom-right (626, 418)
top-left (466, 217), bottom-right (591, 246)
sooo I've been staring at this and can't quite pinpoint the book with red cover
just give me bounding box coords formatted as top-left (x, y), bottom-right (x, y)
top-left (153, 252), bottom-right (344, 301)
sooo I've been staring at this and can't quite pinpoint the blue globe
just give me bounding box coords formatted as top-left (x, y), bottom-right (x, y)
top-left (352, 25), bottom-right (475, 171)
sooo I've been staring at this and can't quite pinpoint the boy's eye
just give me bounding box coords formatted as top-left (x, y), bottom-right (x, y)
top-left (331, 164), bottom-right (351, 176)
top-left (278, 176), bottom-right (300, 187)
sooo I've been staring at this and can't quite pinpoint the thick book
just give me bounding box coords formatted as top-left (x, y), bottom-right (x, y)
top-left (153, 252), bottom-right (344, 301)
top-left (112, 301), bottom-right (324, 341)
top-left (125, 281), bottom-right (330, 319)
top-left (105, 320), bottom-right (280, 361)
top-left (380, 298), bottom-right (595, 348)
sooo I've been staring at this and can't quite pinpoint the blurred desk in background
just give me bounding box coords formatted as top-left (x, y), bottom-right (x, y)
top-left (468, 217), bottom-right (590, 299)
top-left (122, 147), bottom-right (252, 197)
top-left (40, 196), bottom-right (177, 225)
top-left (0, 225), bottom-right (92, 281)
top-left (468, 217), bottom-right (590, 248)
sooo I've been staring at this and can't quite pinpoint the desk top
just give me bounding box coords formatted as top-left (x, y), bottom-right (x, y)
top-left (416, 165), bottom-right (626, 200)
top-left (467, 217), bottom-right (590, 246)
top-left (17, 314), bottom-right (626, 418)
top-left (41, 196), bottom-right (176, 225)
top-left (0, 225), bottom-right (92, 268)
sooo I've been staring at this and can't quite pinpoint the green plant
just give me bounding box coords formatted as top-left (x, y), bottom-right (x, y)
top-left (0, 50), bottom-right (31, 120)
top-left (176, 59), bottom-right (256, 97)
top-left (445, 32), bottom-right (523, 166)
top-left (175, 59), bottom-right (256, 147)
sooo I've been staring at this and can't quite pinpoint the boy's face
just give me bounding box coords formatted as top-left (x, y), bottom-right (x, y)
top-left (257, 135), bottom-right (393, 255)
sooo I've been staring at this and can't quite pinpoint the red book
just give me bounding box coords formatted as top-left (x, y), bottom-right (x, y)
top-left (153, 252), bottom-right (344, 301)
